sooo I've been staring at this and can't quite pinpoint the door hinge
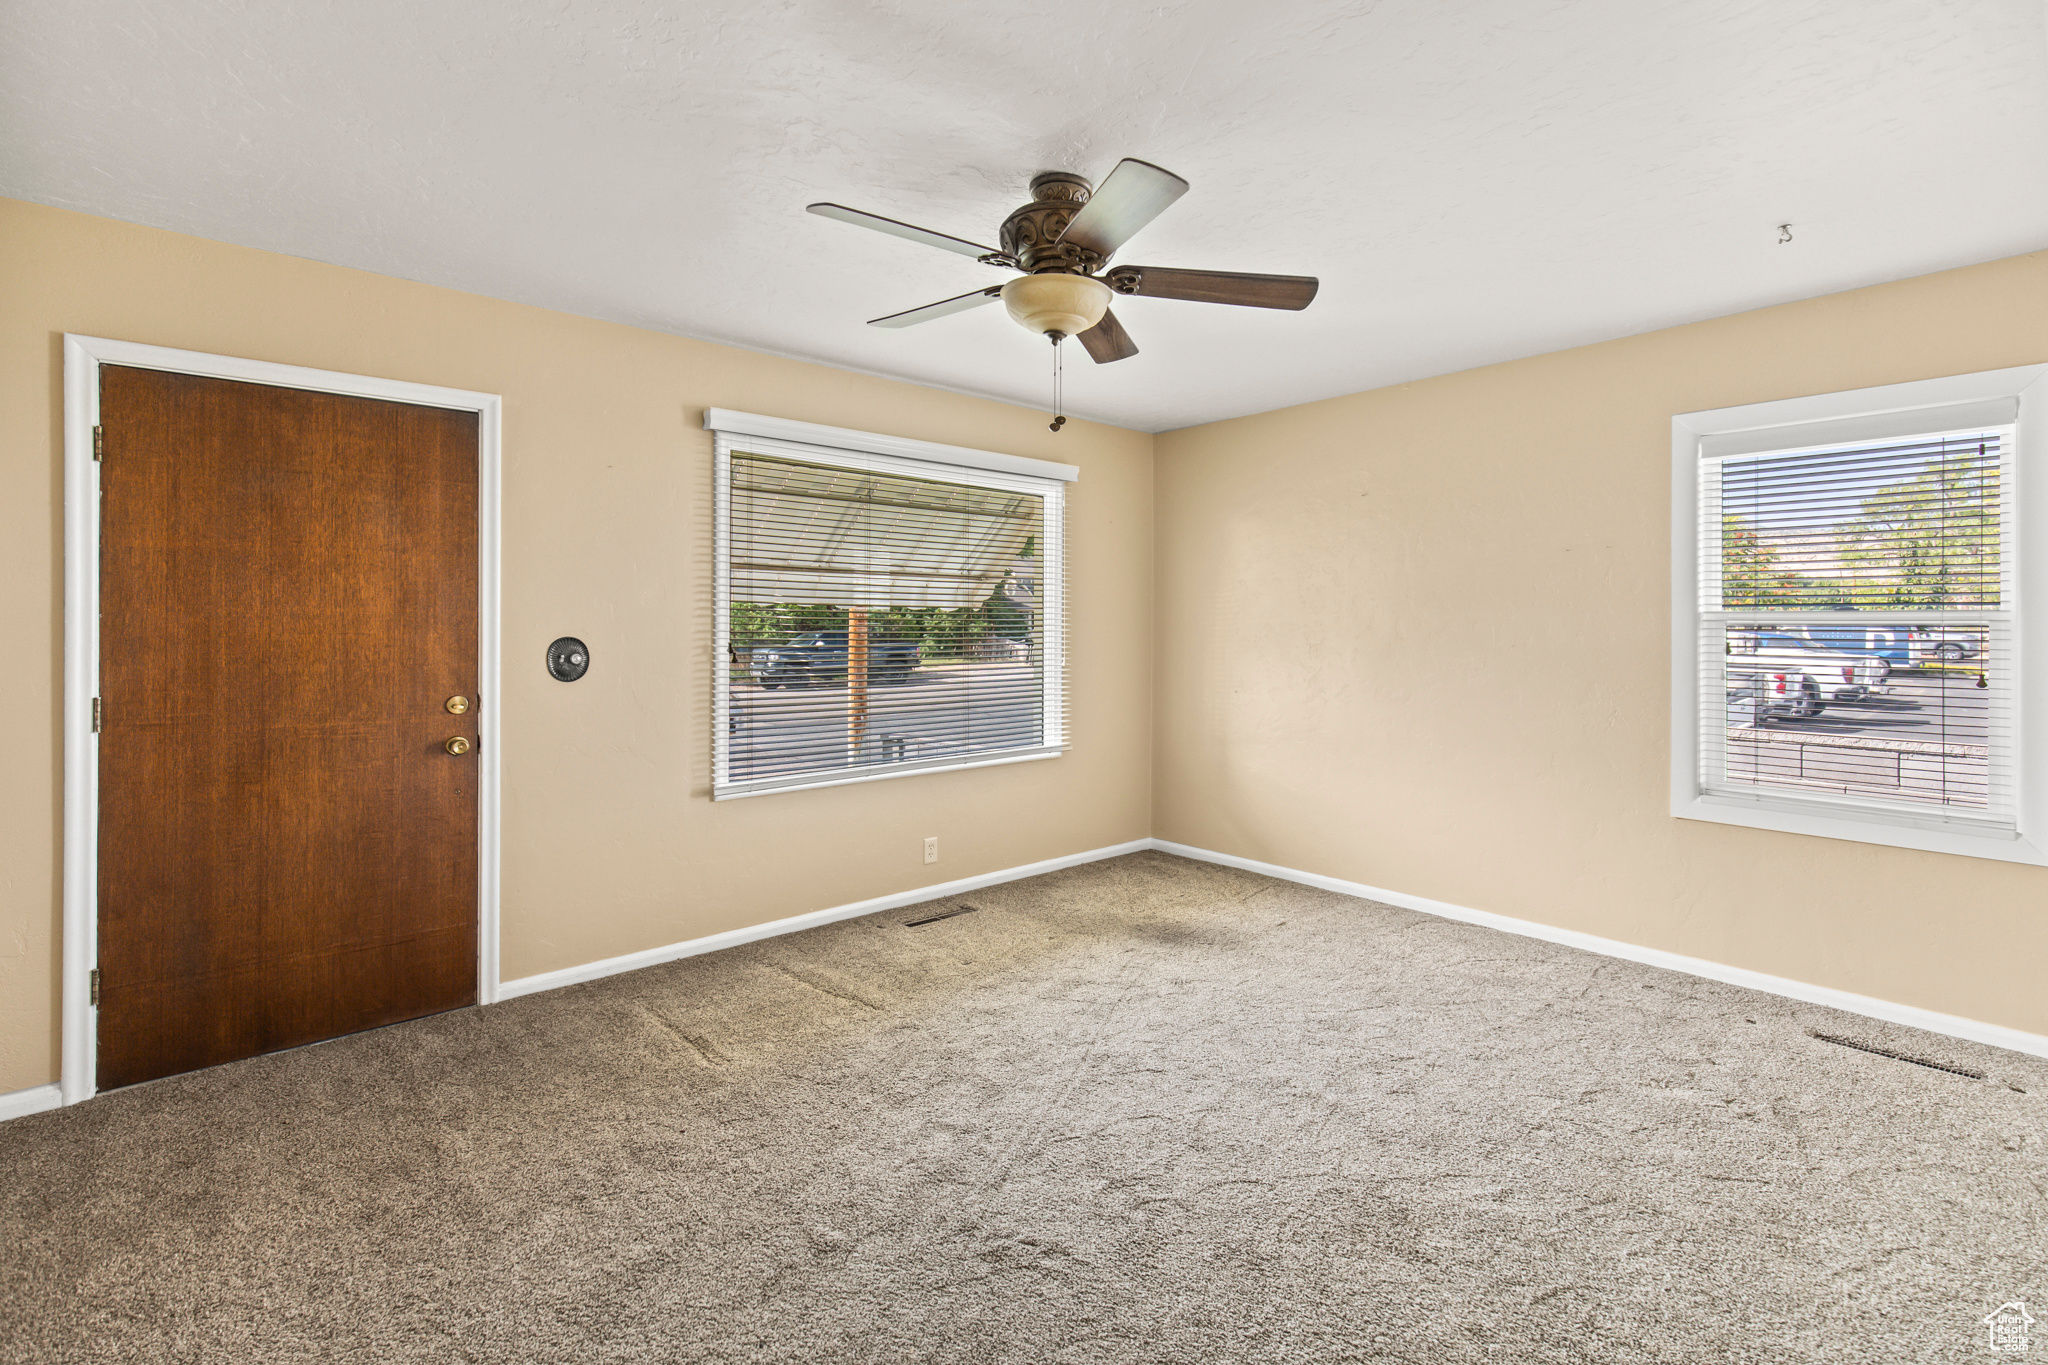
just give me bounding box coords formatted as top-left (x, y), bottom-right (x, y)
top-left (92, 425), bottom-right (103, 461)
top-left (92, 697), bottom-right (102, 733)
top-left (89, 968), bottom-right (100, 1007)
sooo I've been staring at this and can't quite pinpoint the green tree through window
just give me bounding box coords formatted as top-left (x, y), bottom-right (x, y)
top-left (1838, 453), bottom-right (2000, 608)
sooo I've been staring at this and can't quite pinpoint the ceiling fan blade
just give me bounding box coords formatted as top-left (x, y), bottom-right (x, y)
top-left (1056, 159), bottom-right (1189, 259)
top-left (1076, 308), bottom-right (1138, 363)
top-left (808, 203), bottom-right (1001, 260)
top-left (868, 286), bottom-right (1004, 329)
top-left (1104, 266), bottom-right (1318, 310)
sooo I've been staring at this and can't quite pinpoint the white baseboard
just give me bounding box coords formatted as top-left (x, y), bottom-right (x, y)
top-left (496, 838), bottom-right (1155, 1002)
top-left (14, 834), bottom-right (2031, 1128)
top-left (1152, 839), bottom-right (2048, 1062)
top-left (0, 1084), bottom-right (62, 1123)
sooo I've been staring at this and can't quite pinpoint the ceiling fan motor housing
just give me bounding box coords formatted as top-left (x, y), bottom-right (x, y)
top-left (1001, 172), bottom-right (1105, 275)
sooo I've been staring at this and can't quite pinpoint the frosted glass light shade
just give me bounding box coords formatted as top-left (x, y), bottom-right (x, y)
top-left (1001, 273), bottom-right (1111, 337)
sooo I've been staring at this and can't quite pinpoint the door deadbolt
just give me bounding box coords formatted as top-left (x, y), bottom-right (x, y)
top-left (444, 736), bottom-right (472, 756)
top-left (445, 695), bottom-right (470, 715)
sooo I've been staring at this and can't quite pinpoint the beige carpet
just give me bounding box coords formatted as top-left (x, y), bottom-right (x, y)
top-left (4, 851), bottom-right (2044, 1363)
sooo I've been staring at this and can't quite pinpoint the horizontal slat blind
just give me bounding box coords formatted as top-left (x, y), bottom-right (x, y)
top-left (1697, 426), bottom-right (2014, 826)
top-left (714, 437), bottom-right (1067, 799)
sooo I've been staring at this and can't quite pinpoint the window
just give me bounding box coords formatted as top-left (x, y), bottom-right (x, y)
top-left (707, 410), bottom-right (1073, 800)
top-left (1671, 366), bottom-right (2048, 863)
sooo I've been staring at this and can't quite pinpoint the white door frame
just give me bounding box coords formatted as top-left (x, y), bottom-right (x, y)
top-left (61, 335), bottom-right (504, 1106)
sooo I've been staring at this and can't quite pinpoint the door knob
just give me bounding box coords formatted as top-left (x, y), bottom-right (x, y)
top-left (444, 736), bottom-right (472, 756)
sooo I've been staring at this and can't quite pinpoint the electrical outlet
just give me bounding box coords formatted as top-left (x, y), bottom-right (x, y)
top-left (923, 836), bottom-right (939, 865)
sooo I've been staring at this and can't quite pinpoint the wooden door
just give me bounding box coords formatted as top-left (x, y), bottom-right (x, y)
top-left (96, 365), bottom-right (480, 1090)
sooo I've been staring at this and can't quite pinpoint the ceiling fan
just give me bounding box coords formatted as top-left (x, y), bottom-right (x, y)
top-left (806, 159), bottom-right (1319, 368)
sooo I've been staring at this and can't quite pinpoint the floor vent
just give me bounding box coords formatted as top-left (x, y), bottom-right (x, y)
top-left (1811, 1031), bottom-right (1986, 1079)
top-left (904, 903), bottom-right (979, 928)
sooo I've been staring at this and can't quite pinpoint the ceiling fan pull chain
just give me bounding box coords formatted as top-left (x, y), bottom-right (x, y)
top-left (1049, 333), bottom-right (1067, 433)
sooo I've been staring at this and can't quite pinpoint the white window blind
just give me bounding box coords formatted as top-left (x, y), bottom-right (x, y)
top-left (711, 427), bottom-right (1068, 800)
top-left (1696, 420), bottom-right (2014, 830)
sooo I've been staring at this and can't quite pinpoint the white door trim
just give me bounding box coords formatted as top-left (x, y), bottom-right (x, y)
top-left (61, 334), bottom-right (505, 1106)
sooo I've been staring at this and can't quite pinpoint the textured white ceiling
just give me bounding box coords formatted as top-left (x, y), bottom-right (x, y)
top-left (5, 1), bottom-right (2046, 432)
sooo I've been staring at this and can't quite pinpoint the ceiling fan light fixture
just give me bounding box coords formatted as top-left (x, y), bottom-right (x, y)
top-left (1000, 273), bottom-right (1111, 339)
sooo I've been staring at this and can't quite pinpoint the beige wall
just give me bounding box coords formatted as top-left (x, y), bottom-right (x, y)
top-left (0, 198), bottom-right (1155, 1094)
top-left (1154, 248), bottom-right (2048, 1038)
top-left (8, 192), bottom-right (2046, 1099)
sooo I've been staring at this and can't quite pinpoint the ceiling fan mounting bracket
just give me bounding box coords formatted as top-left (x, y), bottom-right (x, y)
top-left (1028, 171), bottom-right (1092, 204)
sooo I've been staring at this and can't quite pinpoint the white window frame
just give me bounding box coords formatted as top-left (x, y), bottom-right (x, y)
top-left (1671, 364), bottom-right (2048, 864)
top-left (704, 409), bottom-right (1075, 801)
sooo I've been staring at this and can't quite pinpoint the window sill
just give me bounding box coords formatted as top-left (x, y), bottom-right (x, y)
top-left (1674, 790), bottom-right (2048, 864)
top-left (713, 745), bottom-right (1063, 801)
